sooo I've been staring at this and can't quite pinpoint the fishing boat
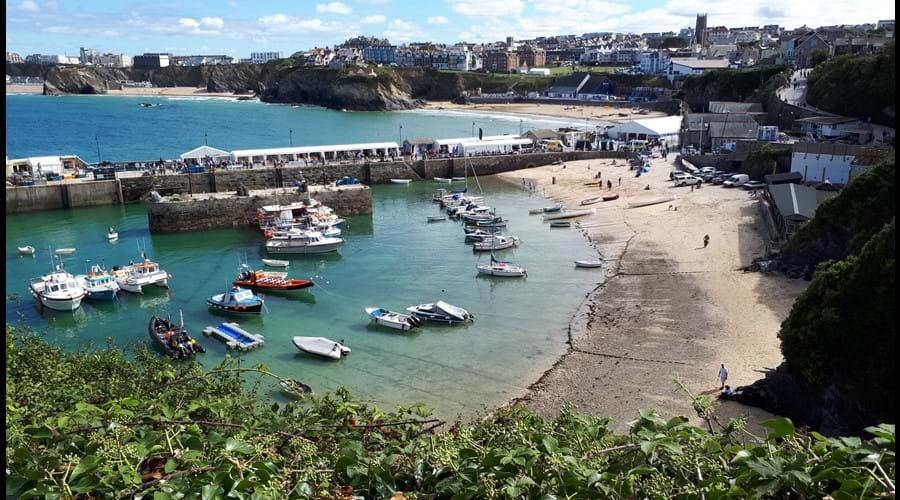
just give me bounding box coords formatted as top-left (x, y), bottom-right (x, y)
top-left (528, 208), bottom-right (544, 214)
top-left (550, 221), bottom-right (571, 228)
top-left (279, 379), bottom-right (314, 397)
top-left (148, 315), bottom-right (205, 359)
top-left (112, 258), bottom-right (171, 294)
top-left (473, 235), bottom-right (519, 252)
top-left (602, 194), bottom-right (619, 202)
top-left (17, 246), bottom-right (35, 255)
top-left (580, 196), bottom-right (604, 206)
top-left (29, 261), bottom-right (87, 311)
top-left (233, 264), bottom-right (314, 291)
top-left (202, 322), bottom-right (265, 351)
top-left (207, 286), bottom-right (264, 314)
top-left (406, 301), bottom-right (473, 324)
top-left (476, 255), bottom-right (527, 277)
top-left (265, 230), bottom-right (343, 254)
top-left (542, 208), bottom-right (596, 221)
top-left (543, 204), bottom-right (563, 213)
top-left (75, 263), bottom-right (120, 301)
top-left (433, 177), bottom-right (452, 183)
top-left (427, 216), bottom-right (447, 223)
top-left (292, 336), bottom-right (350, 360)
top-left (574, 260), bottom-right (604, 268)
top-left (390, 179), bottom-right (412, 184)
top-left (107, 227), bottom-right (118, 240)
top-left (365, 307), bottom-right (423, 331)
top-left (261, 259), bottom-right (290, 267)
top-left (55, 248), bottom-right (76, 255)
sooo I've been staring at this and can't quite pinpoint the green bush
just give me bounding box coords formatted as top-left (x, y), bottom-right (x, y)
top-left (807, 43), bottom-right (895, 126)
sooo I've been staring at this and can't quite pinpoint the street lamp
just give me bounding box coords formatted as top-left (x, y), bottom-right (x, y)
top-left (204, 132), bottom-right (208, 146)
top-left (399, 124), bottom-right (403, 143)
top-left (472, 121), bottom-right (475, 137)
top-left (289, 129), bottom-right (293, 147)
top-left (95, 135), bottom-right (101, 164)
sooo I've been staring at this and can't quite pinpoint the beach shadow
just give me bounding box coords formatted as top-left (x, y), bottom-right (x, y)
top-left (699, 388), bottom-right (721, 396)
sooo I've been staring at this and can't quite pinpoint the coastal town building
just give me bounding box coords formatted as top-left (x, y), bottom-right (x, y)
top-left (779, 32), bottom-right (831, 68)
top-left (25, 54), bottom-right (78, 64)
top-left (6, 52), bottom-right (23, 63)
top-left (79, 47), bottom-right (99, 65)
top-left (793, 116), bottom-right (874, 144)
top-left (484, 48), bottom-right (518, 72)
top-left (171, 55), bottom-right (234, 66)
top-left (230, 142), bottom-right (401, 167)
top-left (362, 41), bottom-right (397, 65)
top-left (666, 57), bottom-right (730, 83)
top-left (680, 113), bottom-right (761, 152)
top-left (250, 52), bottom-right (282, 64)
top-left (133, 53), bottom-right (171, 69)
top-left (94, 53), bottom-right (132, 68)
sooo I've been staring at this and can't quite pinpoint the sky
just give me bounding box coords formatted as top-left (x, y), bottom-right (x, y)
top-left (5, 0), bottom-right (896, 57)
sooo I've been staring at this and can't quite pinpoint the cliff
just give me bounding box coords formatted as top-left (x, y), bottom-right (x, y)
top-left (262, 67), bottom-right (421, 110)
top-left (677, 65), bottom-right (786, 112)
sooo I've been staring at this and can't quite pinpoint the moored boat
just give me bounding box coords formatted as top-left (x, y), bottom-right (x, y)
top-left (261, 258), bottom-right (290, 267)
top-left (279, 379), bottom-right (314, 396)
top-left (476, 255), bottom-right (527, 277)
top-left (18, 246), bottom-right (35, 255)
top-left (29, 262), bottom-right (87, 311)
top-left (542, 208), bottom-right (595, 221)
top-left (390, 179), bottom-right (412, 184)
top-left (406, 301), bottom-right (473, 324)
top-left (107, 227), bottom-right (118, 240)
top-left (365, 307), bottom-right (423, 331)
top-left (550, 221), bottom-right (571, 228)
top-left (55, 248), bottom-right (76, 255)
top-left (202, 322), bottom-right (265, 351)
top-left (433, 177), bottom-right (452, 183)
top-left (292, 336), bottom-right (350, 360)
top-left (574, 260), bottom-right (604, 268)
top-left (207, 286), bottom-right (264, 314)
top-left (473, 235), bottom-right (519, 252)
top-left (75, 264), bottom-right (120, 301)
top-left (451, 177), bottom-right (465, 181)
top-left (233, 264), bottom-right (314, 291)
top-left (148, 315), bottom-right (205, 359)
top-left (113, 258), bottom-right (171, 294)
top-left (265, 230), bottom-right (343, 254)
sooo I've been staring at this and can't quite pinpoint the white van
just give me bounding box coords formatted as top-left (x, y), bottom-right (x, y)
top-left (723, 174), bottom-right (750, 187)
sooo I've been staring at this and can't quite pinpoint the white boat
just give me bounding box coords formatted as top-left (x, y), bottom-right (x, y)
top-left (55, 248), bottom-right (76, 255)
top-left (29, 263), bottom-right (87, 311)
top-left (265, 230), bottom-right (343, 254)
top-left (465, 229), bottom-right (500, 242)
top-left (107, 227), bottom-right (118, 240)
top-left (18, 246), bottom-right (35, 255)
top-left (542, 209), bottom-right (595, 221)
top-left (528, 208), bottom-right (544, 214)
top-left (75, 264), bottom-right (120, 301)
top-left (261, 259), bottom-right (290, 268)
top-left (477, 256), bottom-right (527, 277)
top-left (390, 179), bottom-right (412, 184)
top-left (292, 336), bottom-right (350, 360)
top-left (543, 204), bottom-right (563, 213)
top-left (627, 195), bottom-right (676, 209)
top-left (433, 177), bottom-right (452, 183)
top-left (365, 307), bottom-right (423, 331)
top-left (406, 301), bottom-right (474, 324)
top-left (112, 258), bottom-right (170, 294)
top-left (574, 260), bottom-right (604, 268)
top-left (451, 177), bottom-right (465, 181)
top-left (580, 196), bottom-right (604, 206)
top-left (473, 235), bottom-right (519, 252)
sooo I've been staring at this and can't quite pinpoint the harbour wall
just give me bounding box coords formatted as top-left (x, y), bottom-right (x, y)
top-left (147, 185), bottom-right (372, 233)
top-left (7, 151), bottom-right (628, 214)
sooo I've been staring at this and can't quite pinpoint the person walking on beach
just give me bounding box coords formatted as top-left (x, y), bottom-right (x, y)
top-left (718, 364), bottom-right (729, 389)
top-left (607, 179), bottom-right (612, 189)
top-left (703, 234), bottom-right (710, 248)
top-left (618, 177), bottom-right (621, 186)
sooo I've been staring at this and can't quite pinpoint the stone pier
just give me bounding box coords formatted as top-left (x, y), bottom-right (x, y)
top-left (147, 184), bottom-right (371, 233)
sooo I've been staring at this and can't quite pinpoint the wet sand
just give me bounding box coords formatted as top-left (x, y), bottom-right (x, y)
top-left (423, 101), bottom-right (667, 123)
top-left (497, 157), bottom-right (808, 432)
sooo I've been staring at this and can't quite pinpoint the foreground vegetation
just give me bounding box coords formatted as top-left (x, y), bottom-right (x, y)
top-left (6, 328), bottom-right (895, 498)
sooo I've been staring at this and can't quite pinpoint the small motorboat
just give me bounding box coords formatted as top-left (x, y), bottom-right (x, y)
top-left (465, 229), bottom-right (500, 242)
top-left (451, 177), bottom-right (465, 181)
top-left (292, 336), bottom-right (350, 360)
top-left (543, 208), bottom-right (595, 221)
top-left (475, 219), bottom-right (507, 229)
top-left (550, 221), bottom-right (571, 228)
top-left (365, 307), bottom-right (423, 331)
top-left (265, 230), bottom-right (343, 254)
top-left (390, 179), bottom-right (412, 184)
top-left (207, 286), bottom-right (265, 314)
top-left (18, 246), bottom-right (35, 255)
top-left (233, 264), bottom-right (313, 291)
top-left (261, 259), bottom-right (290, 268)
top-left (602, 194), bottom-right (620, 202)
top-left (202, 322), bottom-right (265, 351)
top-left (55, 248), bottom-right (76, 255)
top-left (29, 261), bottom-right (87, 311)
top-left (574, 260), bottom-right (604, 268)
top-left (148, 315), bottom-right (205, 359)
top-left (279, 379), bottom-right (314, 397)
top-left (406, 301), bottom-right (474, 324)
top-left (528, 208), bottom-right (544, 215)
top-left (107, 227), bottom-right (118, 240)
top-left (543, 204), bottom-right (563, 213)
top-left (427, 216), bottom-right (447, 223)
top-left (433, 177), bottom-right (452, 183)
top-left (473, 235), bottom-right (519, 252)
top-left (580, 196), bottom-right (604, 206)
top-left (476, 256), bottom-right (527, 277)
top-left (76, 264), bottom-right (120, 301)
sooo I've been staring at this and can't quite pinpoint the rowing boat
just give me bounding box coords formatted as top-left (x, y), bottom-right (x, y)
top-left (627, 195), bottom-right (675, 209)
top-left (390, 179), bottom-right (412, 184)
top-left (261, 259), bottom-right (289, 267)
top-left (542, 208), bottom-right (595, 221)
top-left (574, 260), bottom-right (603, 268)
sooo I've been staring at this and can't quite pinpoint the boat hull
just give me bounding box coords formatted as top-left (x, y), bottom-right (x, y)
top-left (574, 261), bottom-right (604, 268)
top-left (30, 288), bottom-right (85, 311)
top-left (18, 246), bottom-right (35, 255)
top-left (261, 259), bottom-right (290, 267)
top-left (265, 241), bottom-right (343, 254)
top-left (207, 299), bottom-right (263, 314)
top-left (542, 209), bottom-right (595, 221)
top-left (232, 279), bottom-right (314, 291)
top-left (476, 265), bottom-right (527, 277)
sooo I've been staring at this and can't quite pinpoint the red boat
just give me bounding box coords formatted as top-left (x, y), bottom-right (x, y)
top-left (233, 265), bottom-right (314, 291)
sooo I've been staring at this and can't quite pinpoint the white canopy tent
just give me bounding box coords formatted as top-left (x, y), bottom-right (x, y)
top-left (180, 145), bottom-right (231, 161)
top-left (230, 142), bottom-right (400, 165)
top-left (607, 116), bottom-right (682, 146)
top-left (27, 156), bottom-right (64, 176)
top-left (453, 138), bottom-right (534, 156)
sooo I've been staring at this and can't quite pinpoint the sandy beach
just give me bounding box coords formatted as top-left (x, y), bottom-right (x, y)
top-left (498, 157), bottom-right (808, 432)
top-left (6, 84), bottom-right (43, 94)
top-left (423, 100), bottom-right (667, 123)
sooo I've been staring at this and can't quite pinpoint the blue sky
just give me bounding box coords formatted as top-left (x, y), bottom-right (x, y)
top-left (5, 0), bottom-right (896, 57)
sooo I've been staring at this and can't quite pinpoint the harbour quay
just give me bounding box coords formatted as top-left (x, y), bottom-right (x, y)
top-left (146, 184), bottom-right (371, 233)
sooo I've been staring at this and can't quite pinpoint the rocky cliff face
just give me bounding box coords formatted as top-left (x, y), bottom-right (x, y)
top-left (262, 67), bottom-right (422, 110)
top-left (43, 66), bottom-right (131, 94)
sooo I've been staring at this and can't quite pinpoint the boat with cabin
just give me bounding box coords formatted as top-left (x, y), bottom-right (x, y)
top-left (29, 259), bottom-right (87, 311)
top-left (207, 286), bottom-right (264, 314)
top-left (265, 230), bottom-right (343, 254)
top-left (75, 263), bottom-right (120, 301)
top-left (113, 257), bottom-right (171, 294)
top-left (406, 301), bottom-right (474, 324)
top-left (476, 255), bottom-right (527, 277)
top-left (473, 235), bottom-right (519, 252)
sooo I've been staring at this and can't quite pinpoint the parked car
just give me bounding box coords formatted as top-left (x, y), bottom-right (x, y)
top-left (711, 175), bottom-right (727, 185)
top-left (742, 180), bottom-right (766, 190)
top-left (671, 171), bottom-right (689, 181)
top-left (674, 175), bottom-right (703, 186)
top-left (723, 174), bottom-right (750, 188)
top-left (700, 166), bottom-right (716, 175)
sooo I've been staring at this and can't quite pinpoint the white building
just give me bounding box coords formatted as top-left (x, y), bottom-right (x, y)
top-left (640, 50), bottom-right (669, 74)
top-left (790, 143), bottom-right (863, 184)
top-left (667, 58), bottom-right (731, 83)
top-left (95, 53), bottom-right (133, 68)
top-left (250, 52), bottom-right (282, 64)
top-left (607, 116), bottom-right (682, 146)
top-left (447, 44), bottom-right (472, 71)
top-left (452, 138), bottom-right (534, 156)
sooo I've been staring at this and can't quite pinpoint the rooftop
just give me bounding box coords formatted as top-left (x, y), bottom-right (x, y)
top-left (669, 57), bottom-right (731, 69)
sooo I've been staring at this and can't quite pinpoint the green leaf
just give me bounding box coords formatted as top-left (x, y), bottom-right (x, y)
top-left (164, 459), bottom-right (177, 474)
top-left (70, 455), bottom-right (101, 481)
top-left (760, 418), bottom-right (795, 440)
top-left (225, 438), bottom-right (254, 455)
top-left (626, 465), bottom-right (657, 476)
top-left (153, 492), bottom-right (173, 500)
top-left (542, 435), bottom-right (558, 453)
top-left (23, 426), bottom-right (54, 438)
top-left (202, 484), bottom-right (224, 500)
top-left (864, 424), bottom-right (895, 443)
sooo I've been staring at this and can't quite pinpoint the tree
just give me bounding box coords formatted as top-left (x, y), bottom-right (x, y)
top-left (810, 49), bottom-right (829, 67)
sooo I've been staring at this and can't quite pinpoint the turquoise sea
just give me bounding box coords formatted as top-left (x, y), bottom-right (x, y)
top-left (5, 95), bottom-right (603, 418)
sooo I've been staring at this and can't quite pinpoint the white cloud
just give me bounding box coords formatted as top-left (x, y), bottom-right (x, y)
top-left (315, 2), bottom-right (352, 14)
top-left (178, 18), bottom-right (200, 29)
top-left (201, 17), bottom-right (225, 30)
top-left (447, 0), bottom-right (523, 16)
top-left (362, 15), bottom-right (387, 24)
top-left (384, 19), bottom-right (424, 41)
top-left (258, 13), bottom-right (289, 25)
top-left (257, 14), bottom-right (346, 33)
top-left (18, 0), bottom-right (38, 12)
top-left (427, 16), bottom-right (449, 24)
top-left (173, 16), bottom-right (225, 35)
top-left (359, 0), bottom-right (390, 3)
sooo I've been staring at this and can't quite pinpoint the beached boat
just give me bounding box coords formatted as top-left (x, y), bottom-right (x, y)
top-left (292, 336), bottom-right (350, 360)
top-left (207, 286), bottom-right (264, 314)
top-left (550, 221), bottom-right (571, 228)
top-left (112, 258), bottom-right (171, 294)
top-left (602, 194), bottom-right (619, 201)
top-left (233, 264), bottom-right (314, 291)
top-left (55, 248), bottom-right (76, 255)
top-left (261, 259), bottom-right (290, 268)
top-left (390, 179), bottom-right (412, 184)
top-left (433, 177), bottom-right (452, 183)
top-left (406, 301), bottom-right (473, 324)
top-left (574, 260), bottom-right (604, 268)
top-left (279, 379), bottom-right (313, 397)
top-left (29, 263), bottom-right (87, 311)
top-left (583, 182), bottom-right (601, 187)
top-left (543, 204), bottom-right (562, 213)
top-left (580, 196), bottom-right (604, 206)
top-left (18, 246), bottom-right (35, 255)
top-left (148, 315), bottom-right (205, 359)
top-left (476, 256), bottom-right (527, 277)
top-left (542, 208), bottom-right (595, 221)
top-left (75, 264), bottom-right (120, 301)
top-left (202, 322), bottom-right (265, 351)
top-left (365, 307), bottom-right (423, 331)
top-left (427, 216), bottom-right (447, 223)
top-left (107, 227), bottom-right (118, 240)
top-left (451, 177), bottom-right (465, 181)
top-left (265, 230), bottom-right (343, 254)
top-left (473, 235), bottom-right (519, 252)
top-left (627, 195), bottom-right (675, 209)
top-left (528, 208), bottom-right (544, 214)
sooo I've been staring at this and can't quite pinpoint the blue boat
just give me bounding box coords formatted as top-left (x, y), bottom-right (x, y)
top-left (202, 322), bottom-right (265, 351)
top-left (207, 286), bottom-right (264, 314)
top-left (75, 264), bottom-right (120, 301)
top-left (451, 187), bottom-right (468, 194)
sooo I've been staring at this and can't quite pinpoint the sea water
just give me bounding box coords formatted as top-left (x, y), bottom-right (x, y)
top-left (5, 95), bottom-right (602, 418)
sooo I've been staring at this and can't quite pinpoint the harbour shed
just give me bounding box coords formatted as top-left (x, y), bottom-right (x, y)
top-left (607, 116), bottom-right (682, 146)
top-left (230, 142), bottom-right (401, 166)
top-left (765, 182), bottom-right (821, 239)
